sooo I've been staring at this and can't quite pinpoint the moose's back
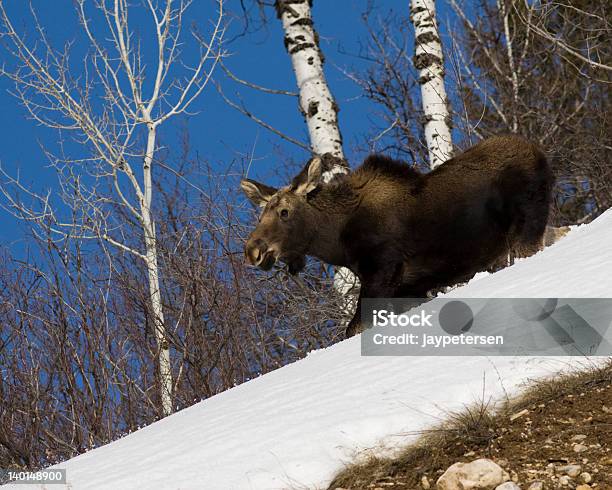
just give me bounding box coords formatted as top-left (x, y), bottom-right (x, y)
top-left (344, 135), bottom-right (552, 290)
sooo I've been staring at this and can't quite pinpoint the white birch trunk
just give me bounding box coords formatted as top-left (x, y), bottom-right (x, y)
top-left (277, 0), bottom-right (358, 314)
top-left (142, 124), bottom-right (173, 417)
top-left (410, 0), bottom-right (453, 168)
top-left (277, 1), bottom-right (344, 175)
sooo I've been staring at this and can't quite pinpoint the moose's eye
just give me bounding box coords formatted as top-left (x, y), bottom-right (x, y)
top-left (279, 209), bottom-right (289, 219)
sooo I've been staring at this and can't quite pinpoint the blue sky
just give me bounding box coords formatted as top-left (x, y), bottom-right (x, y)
top-left (0, 0), bottom-right (454, 249)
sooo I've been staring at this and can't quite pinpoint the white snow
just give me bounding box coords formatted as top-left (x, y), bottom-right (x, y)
top-left (9, 210), bottom-right (612, 490)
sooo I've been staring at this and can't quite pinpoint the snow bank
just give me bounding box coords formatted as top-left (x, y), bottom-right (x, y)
top-left (8, 211), bottom-right (612, 490)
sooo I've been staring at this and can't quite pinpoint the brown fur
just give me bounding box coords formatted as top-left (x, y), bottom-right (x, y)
top-left (241, 135), bottom-right (553, 337)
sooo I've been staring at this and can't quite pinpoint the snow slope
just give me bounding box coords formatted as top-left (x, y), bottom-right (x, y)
top-left (9, 211), bottom-right (612, 490)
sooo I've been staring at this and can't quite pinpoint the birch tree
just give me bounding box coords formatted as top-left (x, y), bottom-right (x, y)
top-left (0, 0), bottom-right (225, 417)
top-left (275, 0), bottom-right (357, 311)
top-left (275, 0), bottom-right (345, 176)
top-left (410, 0), bottom-right (453, 168)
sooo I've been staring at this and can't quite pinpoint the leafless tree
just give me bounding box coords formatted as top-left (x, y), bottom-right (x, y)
top-left (352, 0), bottom-right (610, 224)
top-left (0, 145), bottom-right (344, 471)
top-left (274, 0), bottom-right (360, 319)
top-left (447, 0), bottom-right (611, 223)
top-left (410, 0), bottom-right (453, 167)
top-left (516, 0), bottom-right (612, 77)
top-left (0, 0), bottom-right (225, 416)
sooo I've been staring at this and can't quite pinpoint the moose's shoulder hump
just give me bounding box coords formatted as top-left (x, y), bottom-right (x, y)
top-left (358, 154), bottom-right (422, 180)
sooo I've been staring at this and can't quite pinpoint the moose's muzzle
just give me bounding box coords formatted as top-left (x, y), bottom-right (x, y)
top-left (245, 238), bottom-right (276, 271)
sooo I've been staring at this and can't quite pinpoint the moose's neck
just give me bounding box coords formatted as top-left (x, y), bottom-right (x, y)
top-left (303, 182), bottom-right (358, 266)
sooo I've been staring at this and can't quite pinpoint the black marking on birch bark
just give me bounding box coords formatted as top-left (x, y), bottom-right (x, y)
top-left (275, 0), bottom-right (312, 19)
top-left (332, 100), bottom-right (340, 114)
top-left (307, 56), bottom-right (314, 65)
top-left (419, 113), bottom-right (434, 125)
top-left (416, 32), bottom-right (440, 45)
top-left (291, 17), bottom-right (314, 27)
top-left (289, 42), bottom-right (315, 54)
top-left (418, 73), bottom-right (434, 85)
top-left (413, 52), bottom-right (442, 70)
top-left (307, 100), bottom-right (319, 117)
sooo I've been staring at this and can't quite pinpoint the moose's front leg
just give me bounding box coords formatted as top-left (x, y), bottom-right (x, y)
top-left (344, 261), bottom-right (402, 338)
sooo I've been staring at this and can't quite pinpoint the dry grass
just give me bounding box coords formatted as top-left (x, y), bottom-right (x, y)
top-left (328, 359), bottom-right (612, 490)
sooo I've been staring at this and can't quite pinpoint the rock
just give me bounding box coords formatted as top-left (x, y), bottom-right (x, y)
top-left (580, 472), bottom-right (592, 483)
top-left (496, 483), bottom-right (521, 490)
top-left (573, 443), bottom-right (588, 453)
top-left (601, 456), bottom-right (612, 465)
top-left (558, 475), bottom-right (571, 486)
top-left (559, 464), bottom-right (582, 477)
top-left (576, 485), bottom-right (591, 490)
top-left (510, 409), bottom-right (529, 421)
top-left (571, 434), bottom-right (587, 442)
top-left (421, 475), bottom-right (431, 489)
top-left (527, 483), bottom-right (543, 490)
top-left (437, 459), bottom-right (510, 490)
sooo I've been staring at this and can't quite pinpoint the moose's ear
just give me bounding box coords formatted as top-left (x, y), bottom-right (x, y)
top-left (293, 156), bottom-right (322, 196)
top-left (240, 179), bottom-right (277, 207)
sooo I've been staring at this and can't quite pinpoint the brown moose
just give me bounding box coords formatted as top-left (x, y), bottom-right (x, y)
top-left (240, 135), bottom-right (553, 337)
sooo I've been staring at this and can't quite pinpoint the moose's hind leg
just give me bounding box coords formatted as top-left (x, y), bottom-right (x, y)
top-left (510, 190), bottom-right (551, 260)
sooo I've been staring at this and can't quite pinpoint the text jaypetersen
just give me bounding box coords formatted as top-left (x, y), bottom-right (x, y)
top-left (372, 333), bottom-right (504, 348)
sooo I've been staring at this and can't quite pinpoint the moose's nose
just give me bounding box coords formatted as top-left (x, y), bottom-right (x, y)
top-left (245, 238), bottom-right (268, 267)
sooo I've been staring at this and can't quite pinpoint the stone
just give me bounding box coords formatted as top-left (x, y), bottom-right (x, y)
top-left (580, 472), bottom-right (592, 483)
top-left (571, 434), bottom-right (587, 442)
top-left (560, 464), bottom-right (582, 477)
top-left (573, 443), bottom-right (588, 453)
top-left (527, 483), bottom-right (543, 490)
top-left (421, 475), bottom-right (431, 489)
top-left (496, 483), bottom-right (521, 490)
top-left (437, 459), bottom-right (510, 490)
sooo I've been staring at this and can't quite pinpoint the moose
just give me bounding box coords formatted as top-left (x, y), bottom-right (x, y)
top-left (240, 135), bottom-right (553, 337)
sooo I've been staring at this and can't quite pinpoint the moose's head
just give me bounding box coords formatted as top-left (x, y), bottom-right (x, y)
top-left (240, 156), bottom-right (324, 275)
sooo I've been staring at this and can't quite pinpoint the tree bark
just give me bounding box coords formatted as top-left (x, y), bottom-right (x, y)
top-left (410, 0), bottom-right (453, 168)
top-left (276, 0), bottom-right (346, 174)
top-left (142, 124), bottom-right (173, 417)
